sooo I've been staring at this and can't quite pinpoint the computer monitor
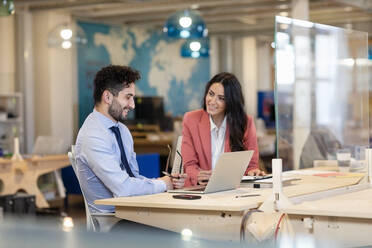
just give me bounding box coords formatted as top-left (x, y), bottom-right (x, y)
top-left (133, 96), bottom-right (165, 125)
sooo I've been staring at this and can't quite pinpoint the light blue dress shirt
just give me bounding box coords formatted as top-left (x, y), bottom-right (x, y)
top-left (75, 109), bottom-right (166, 213)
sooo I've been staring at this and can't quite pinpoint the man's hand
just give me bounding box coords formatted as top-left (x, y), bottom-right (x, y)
top-left (171, 173), bottom-right (187, 189)
top-left (197, 170), bottom-right (212, 186)
top-left (247, 168), bottom-right (266, 176)
top-left (159, 176), bottom-right (173, 190)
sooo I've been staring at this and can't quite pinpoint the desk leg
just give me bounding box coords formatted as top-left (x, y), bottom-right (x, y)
top-left (26, 177), bottom-right (49, 208)
top-left (115, 206), bottom-right (243, 242)
top-left (0, 157), bottom-right (69, 209)
top-left (0, 171), bottom-right (49, 208)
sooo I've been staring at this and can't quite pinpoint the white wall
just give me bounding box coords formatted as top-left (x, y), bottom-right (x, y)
top-left (257, 41), bottom-right (273, 91)
top-left (212, 35), bottom-right (262, 117)
top-left (231, 36), bottom-right (258, 116)
top-left (0, 15), bottom-right (15, 93)
top-left (33, 12), bottom-right (75, 151)
top-left (209, 36), bottom-right (219, 77)
top-left (241, 37), bottom-right (258, 117)
top-left (16, 10), bottom-right (35, 153)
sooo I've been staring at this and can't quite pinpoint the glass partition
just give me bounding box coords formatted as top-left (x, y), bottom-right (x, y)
top-left (274, 16), bottom-right (369, 172)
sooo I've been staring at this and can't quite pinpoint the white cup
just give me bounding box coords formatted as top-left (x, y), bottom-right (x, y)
top-left (337, 150), bottom-right (351, 173)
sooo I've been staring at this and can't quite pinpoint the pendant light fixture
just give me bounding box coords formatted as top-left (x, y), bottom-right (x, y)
top-left (48, 22), bottom-right (87, 50)
top-left (181, 38), bottom-right (209, 58)
top-left (163, 9), bottom-right (208, 39)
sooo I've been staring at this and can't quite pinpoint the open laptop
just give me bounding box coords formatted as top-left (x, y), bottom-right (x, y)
top-left (168, 150), bottom-right (254, 194)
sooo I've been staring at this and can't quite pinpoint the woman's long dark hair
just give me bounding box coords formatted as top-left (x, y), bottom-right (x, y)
top-left (203, 72), bottom-right (247, 152)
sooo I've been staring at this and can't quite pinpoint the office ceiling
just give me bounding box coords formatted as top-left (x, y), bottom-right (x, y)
top-left (14, 0), bottom-right (372, 37)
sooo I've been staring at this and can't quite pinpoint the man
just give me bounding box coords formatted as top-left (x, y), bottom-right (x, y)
top-left (75, 65), bottom-right (185, 213)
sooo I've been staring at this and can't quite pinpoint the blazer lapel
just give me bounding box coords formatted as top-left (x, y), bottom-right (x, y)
top-left (224, 127), bottom-right (231, 152)
top-left (198, 111), bottom-right (212, 169)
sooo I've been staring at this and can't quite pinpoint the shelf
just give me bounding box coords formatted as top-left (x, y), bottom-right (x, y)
top-left (0, 92), bottom-right (24, 153)
top-left (0, 118), bottom-right (22, 124)
top-left (0, 93), bottom-right (22, 98)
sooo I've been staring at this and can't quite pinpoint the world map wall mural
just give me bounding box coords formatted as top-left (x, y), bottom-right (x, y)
top-left (77, 21), bottom-right (210, 127)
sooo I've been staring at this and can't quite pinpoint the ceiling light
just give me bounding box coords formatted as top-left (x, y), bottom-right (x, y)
top-left (278, 4), bottom-right (288, 9)
top-left (179, 16), bottom-right (192, 28)
top-left (344, 23), bottom-right (353, 30)
top-left (344, 6), bottom-right (352, 12)
top-left (180, 30), bottom-right (190, 38)
top-left (190, 4), bottom-right (199, 10)
top-left (60, 28), bottom-right (73, 40)
top-left (163, 9), bottom-right (208, 39)
top-left (181, 38), bottom-right (209, 58)
top-left (0, 0), bottom-right (14, 16)
top-left (191, 51), bottom-right (200, 58)
top-left (62, 40), bottom-right (72, 49)
top-left (189, 41), bottom-right (201, 52)
top-left (48, 22), bottom-right (87, 50)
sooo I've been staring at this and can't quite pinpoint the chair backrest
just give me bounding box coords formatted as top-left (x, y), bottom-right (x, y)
top-left (171, 136), bottom-right (183, 175)
top-left (33, 136), bottom-right (65, 155)
top-left (68, 146), bottom-right (95, 231)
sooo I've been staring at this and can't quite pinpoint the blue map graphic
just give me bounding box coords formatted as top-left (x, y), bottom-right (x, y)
top-left (77, 21), bottom-right (210, 127)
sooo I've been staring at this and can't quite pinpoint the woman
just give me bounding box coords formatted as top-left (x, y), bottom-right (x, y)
top-left (181, 72), bottom-right (264, 186)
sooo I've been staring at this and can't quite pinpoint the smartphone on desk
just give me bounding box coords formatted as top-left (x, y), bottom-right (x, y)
top-left (172, 194), bottom-right (202, 200)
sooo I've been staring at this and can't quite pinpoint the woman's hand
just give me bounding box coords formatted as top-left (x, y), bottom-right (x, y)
top-left (171, 173), bottom-right (187, 189)
top-left (197, 170), bottom-right (212, 185)
top-left (247, 168), bottom-right (266, 176)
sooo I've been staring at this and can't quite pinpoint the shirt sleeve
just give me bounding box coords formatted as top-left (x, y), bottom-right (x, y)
top-left (81, 131), bottom-right (166, 197)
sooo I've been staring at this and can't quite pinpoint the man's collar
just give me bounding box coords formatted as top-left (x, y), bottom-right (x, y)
top-left (93, 108), bottom-right (118, 129)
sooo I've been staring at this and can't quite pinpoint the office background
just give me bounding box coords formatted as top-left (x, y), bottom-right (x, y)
top-left (0, 1), bottom-right (372, 244)
top-left (0, 0), bottom-right (371, 159)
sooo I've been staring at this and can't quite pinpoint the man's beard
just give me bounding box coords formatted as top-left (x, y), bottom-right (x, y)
top-left (108, 98), bottom-right (128, 123)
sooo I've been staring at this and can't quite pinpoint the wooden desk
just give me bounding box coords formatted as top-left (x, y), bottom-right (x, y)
top-left (281, 173), bottom-right (364, 198)
top-left (0, 155), bottom-right (70, 208)
top-left (95, 171), bottom-right (365, 241)
top-left (96, 188), bottom-right (268, 241)
top-left (279, 188), bottom-right (372, 247)
top-left (283, 187), bottom-right (372, 219)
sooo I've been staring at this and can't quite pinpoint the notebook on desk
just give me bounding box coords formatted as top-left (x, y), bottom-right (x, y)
top-left (168, 150), bottom-right (254, 194)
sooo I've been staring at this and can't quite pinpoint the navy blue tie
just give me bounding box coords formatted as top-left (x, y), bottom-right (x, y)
top-left (110, 126), bottom-right (135, 177)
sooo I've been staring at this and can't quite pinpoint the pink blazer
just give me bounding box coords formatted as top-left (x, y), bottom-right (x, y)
top-left (181, 109), bottom-right (259, 186)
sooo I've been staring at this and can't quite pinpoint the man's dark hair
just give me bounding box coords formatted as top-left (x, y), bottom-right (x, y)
top-left (93, 65), bottom-right (141, 105)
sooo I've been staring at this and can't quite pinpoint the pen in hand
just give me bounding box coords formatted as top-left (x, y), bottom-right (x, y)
top-left (162, 171), bottom-right (180, 179)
